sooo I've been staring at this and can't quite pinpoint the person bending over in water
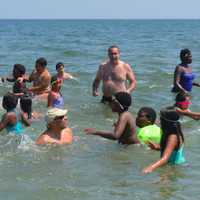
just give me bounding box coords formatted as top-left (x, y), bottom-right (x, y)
top-left (136, 107), bottom-right (162, 144)
top-left (84, 92), bottom-right (139, 144)
top-left (142, 108), bottom-right (185, 174)
top-left (55, 62), bottom-right (74, 81)
top-left (174, 92), bottom-right (200, 120)
top-left (92, 45), bottom-right (136, 103)
top-left (47, 75), bottom-right (64, 109)
top-left (0, 93), bottom-right (30, 135)
top-left (36, 108), bottom-right (73, 145)
top-left (171, 49), bottom-right (200, 93)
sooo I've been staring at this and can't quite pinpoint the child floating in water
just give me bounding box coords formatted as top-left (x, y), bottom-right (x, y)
top-left (142, 108), bottom-right (185, 174)
top-left (136, 107), bottom-right (162, 144)
top-left (47, 75), bottom-right (64, 109)
top-left (84, 92), bottom-right (139, 145)
top-left (0, 93), bottom-right (30, 135)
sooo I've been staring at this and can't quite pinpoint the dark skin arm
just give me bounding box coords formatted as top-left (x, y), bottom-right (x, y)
top-left (84, 113), bottom-right (130, 140)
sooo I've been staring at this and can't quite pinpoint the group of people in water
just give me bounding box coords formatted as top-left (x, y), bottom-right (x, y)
top-left (0, 45), bottom-right (199, 174)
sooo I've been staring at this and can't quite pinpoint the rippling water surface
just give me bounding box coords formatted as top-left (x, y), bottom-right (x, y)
top-left (0, 19), bottom-right (200, 199)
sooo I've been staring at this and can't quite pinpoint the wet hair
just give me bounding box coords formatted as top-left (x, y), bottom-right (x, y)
top-left (56, 62), bottom-right (64, 70)
top-left (2, 93), bottom-right (18, 111)
top-left (13, 64), bottom-right (26, 76)
top-left (138, 107), bottom-right (157, 123)
top-left (175, 92), bottom-right (190, 102)
top-left (180, 48), bottom-right (191, 61)
top-left (20, 94), bottom-right (32, 119)
top-left (114, 92), bottom-right (132, 111)
top-left (160, 108), bottom-right (184, 154)
top-left (108, 45), bottom-right (120, 53)
top-left (36, 57), bottom-right (47, 67)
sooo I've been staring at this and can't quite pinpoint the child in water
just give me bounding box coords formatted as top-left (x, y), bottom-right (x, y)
top-left (55, 62), bottom-right (74, 81)
top-left (142, 108), bottom-right (185, 174)
top-left (136, 107), bottom-right (162, 144)
top-left (173, 92), bottom-right (200, 120)
top-left (0, 93), bottom-right (30, 135)
top-left (84, 92), bottom-right (139, 145)
top-left (3, 64), bottom-right (28, 96)
top-left (47, 75), bottom-right (64, 109)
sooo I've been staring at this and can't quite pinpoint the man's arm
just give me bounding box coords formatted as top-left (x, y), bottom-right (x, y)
top-left (92, 66), bottom-right (102, 96)
top-left (125, 64), bottom-right (136, 93)
top-left (60, 128), bottom-right (73, 144)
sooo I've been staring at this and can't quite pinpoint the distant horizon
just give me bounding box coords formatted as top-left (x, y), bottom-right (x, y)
top-left (1, 18), bottom-right (200, 20)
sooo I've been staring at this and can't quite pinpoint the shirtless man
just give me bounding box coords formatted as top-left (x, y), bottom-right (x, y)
top-left (36, 108), bottom-right (73, 145)
top-left (28, 57), bottom-right (51, 97)
top-left (84, 92), bottom-right (139, 145)
top-left (92, 46), bottom-right (136, 103)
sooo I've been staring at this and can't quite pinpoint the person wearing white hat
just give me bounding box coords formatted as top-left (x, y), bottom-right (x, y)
top-left (36, 108), bottom-right (73, 145)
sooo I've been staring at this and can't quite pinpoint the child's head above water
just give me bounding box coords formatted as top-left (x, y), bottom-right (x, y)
top-left (2, 93), bottom-right (18, 111)
top-left (136, 107), bottom-right (157, 128)
top-left (175, 92), bottom-right (191, 110)
top-left (110, 92), bottom-right (132, 112)
top-left (56, 62), bottom-right (65, 72)
top-left (13, 64), bottom-right (26, 79)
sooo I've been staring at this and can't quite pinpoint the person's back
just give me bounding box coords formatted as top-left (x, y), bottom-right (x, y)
top-left (0, 93), bottom-right (30, 135)
top-left (117, 111), bottom-right (138, 144)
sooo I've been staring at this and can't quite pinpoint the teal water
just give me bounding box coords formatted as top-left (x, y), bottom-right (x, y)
top-left (0, 20), bottom-right (200, 199)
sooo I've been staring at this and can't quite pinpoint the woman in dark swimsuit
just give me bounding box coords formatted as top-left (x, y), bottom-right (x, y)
top-left (172, 49), bottom-right (200, 93)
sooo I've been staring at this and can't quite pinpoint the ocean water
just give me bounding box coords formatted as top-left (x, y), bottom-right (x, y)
top-left (0, 19), bottom-right (200, 199)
